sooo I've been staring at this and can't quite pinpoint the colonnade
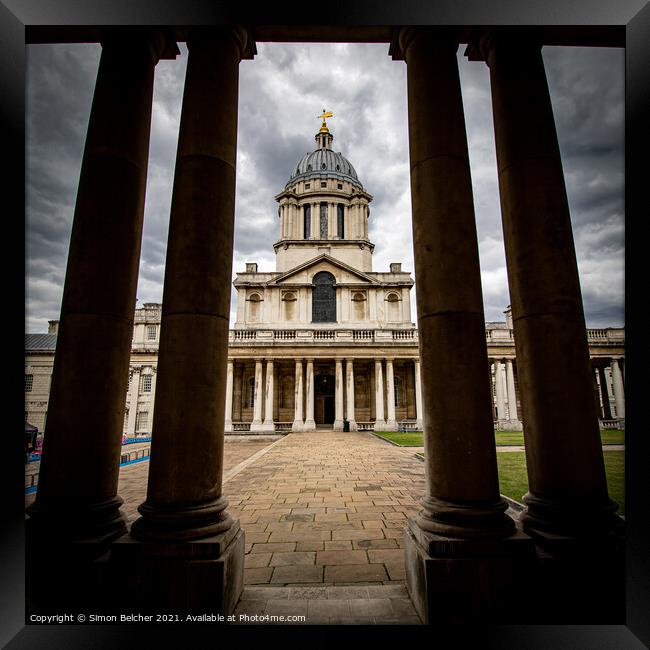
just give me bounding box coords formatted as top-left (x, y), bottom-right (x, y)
top-left (27, 25), bottom-right (623, 620)
top-left (593, 357), bottom-right (626, 421)
top-left (224, 357), bottom-right (423, 432)
top-left (490, 358), bottom-right (520, 424)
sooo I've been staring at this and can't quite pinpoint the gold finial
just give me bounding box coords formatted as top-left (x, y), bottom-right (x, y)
top-left (318, 109), bottom-right (333, 132)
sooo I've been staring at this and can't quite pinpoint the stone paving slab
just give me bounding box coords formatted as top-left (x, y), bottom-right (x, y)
top-left (232, 583), bottom-right (421, 625)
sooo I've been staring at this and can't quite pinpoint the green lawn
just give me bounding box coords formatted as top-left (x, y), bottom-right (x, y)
top-left (413, 450), bottom-right (625, 515)
top-left (373, 429), bottom-right (624, 447)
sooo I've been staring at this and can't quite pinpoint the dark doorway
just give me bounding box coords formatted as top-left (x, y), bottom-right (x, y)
top-left (312, 271), bottom-right (336, 323)
top-left (315, 374), bottom-right (335, 425)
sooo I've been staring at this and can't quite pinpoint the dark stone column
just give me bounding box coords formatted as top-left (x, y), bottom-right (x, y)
top-left (395, 27), bottom-right (533, 624)
top-left (474, 28), bottom-right (624, 623)
top-left (25, 28), bottom-right (174, 613)
top-left (114, 27), bottom-right (255, 615)
top-left (477, 29), bottom-right (619, 541)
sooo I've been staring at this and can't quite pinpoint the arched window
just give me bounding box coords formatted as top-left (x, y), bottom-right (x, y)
top-left (303, 204), bottom-right (311, 239)
top-left (247, 292), bottom-right (262, 322)
top-left (337, 204), bottom-right (344, 238)
top-left (282, 291), bottom-right (297, 321)
top-left (386, 292), bottom-right (400, 322)
top-left (312, 271), bottom-right (336, 323)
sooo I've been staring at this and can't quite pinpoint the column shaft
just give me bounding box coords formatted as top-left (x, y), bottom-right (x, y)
top-left (480, 29), bottom-right (617, 536)
top-left (126, 367), bottom-right (141, 437)
top-left (494, 361), bottom-right (506, 420)
top-left (262, 360), bottom-right (274, 429)
top-left (304, 360), bottom-right (316, 430)
top-left (346, 359), bottom-right (357, 430)
top-left (131, 27), bottom-right (250, 541)
top-left (27, 30), bottom-right (170, 542)
top-left (414, 359), bottom-right (423, 429)
top-left (334, 360), bottom-right (344, 430)
top-left (385, 359), bottom-right (397, 429)
top-left (401, 28), bottom-right (512, 537)
top-left (610, 359), bottom-right (625, 420)
top-left (374, 360), bottom-right (386, 430)
top-left (224, 360), bottom-right (234, 432)
top-left (250, 360), bottom-right (264, 429)
top-left (292, 360), bottom-right (304, 431)
top-left (505, 359), bottom-right (518, 421)
top-left (597, 366), bottom-right (612, 420)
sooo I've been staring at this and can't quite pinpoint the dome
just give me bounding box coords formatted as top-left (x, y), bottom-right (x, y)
top-left (287, 134), bottom-right (362, 189)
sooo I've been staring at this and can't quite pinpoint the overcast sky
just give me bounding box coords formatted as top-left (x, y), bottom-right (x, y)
top-left (25, 41), bottom-right (624, 332)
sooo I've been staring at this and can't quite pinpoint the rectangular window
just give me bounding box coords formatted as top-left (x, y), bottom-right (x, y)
top-left (337, 204), bottom-right (344, 239)
top-left (146, 325), bottom-right (157, 340)
top-left (320, 181), bottom-right (327, 188)
top-left (320, 202), bottom-right (328, 238)
top-left (337, 183), bottom-right (343, 190)
top-left (305, 183), bottom-right (310, 189)
top-left (136, 411), bottom-right (149, 431)
top-left (142, 375), bottom-right (152, 392)
top-left (25, 374), bottom-right (33, 392)
top-left (303, 204), bottom-right (311, 239)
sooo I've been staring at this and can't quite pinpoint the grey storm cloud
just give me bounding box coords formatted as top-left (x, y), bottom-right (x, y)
top-left (26, 40), bottom-right (623, 332)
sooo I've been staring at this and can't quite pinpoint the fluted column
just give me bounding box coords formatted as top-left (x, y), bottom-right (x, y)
top-left (334, 360), bottom-right (344, 430)
top-left (494, 360), bottom-right (506, 420)
top-left (292, 360), bottom-right (304, 431)
top-left (26, 29), bottom-right (173, 546)
top-left (304, 359), bottom-right (316, 430)
top-left (374, 359), bottom-right (386, 431)
top-left (126, 366), bottom-right (142, 437)
top-left (346, 359), bottom-right (357, 430)
top-left (250, 359), bottom-right (264, 430)
top-left (400, 27), bottom-right (514, 539)
top-left (478, 28), bottom-right (618, 538)
top-left (262, 360), bottom-right (274, 430)
top-left (224, 360), bottom-right (234, 432)
top-left (385, 358), bottom-right (397, 429)
top-left (610, 359), bottom-right (625, 420)
top-left (414, 359), bottom-right (423, 430)
top-left (597, 366), bottom-right (612, 421)
top-left (130, 27), bottom-right (253, 547)
top-left (505, 358), bottom-right (518, 421)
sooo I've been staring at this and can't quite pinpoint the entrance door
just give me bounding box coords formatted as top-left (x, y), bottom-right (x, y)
top-left (314, 374), bottom-right (335, 426)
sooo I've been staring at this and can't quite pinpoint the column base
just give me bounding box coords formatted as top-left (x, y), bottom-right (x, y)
top-left (347, 420), bottom-right (357, 431)
top-left (303, 419), bottom-right (316, 431)
top-left (373, 420), bottom-right (388, 432)
top-left (250, 421), bottom-right (268, 432)
top-left (404, 517), bottom-right (535, 624)
top-left (495, 419), bottom-right (523, 431)
top-left (224, 421), bottom-right (233, 433)
top-left (333, 419), bottom-right (344, 431)
top-left (416, 419), bottom-right (423, 431)
top-left (291, 420), bottom-right (304, 432)
top-left (385, 419), bottom-right (397, 431)
top-left (110, 520), bottom-right (245, 615)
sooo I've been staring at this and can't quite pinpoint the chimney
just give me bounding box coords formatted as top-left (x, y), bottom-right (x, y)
top-left (390, 263), bottom-right (402, 273)
top-left (48, 320), bottom-right (59, 335)
top-left (246, 262), bottom-right (258, 273)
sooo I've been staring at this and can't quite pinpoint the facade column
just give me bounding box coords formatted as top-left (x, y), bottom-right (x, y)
top-left (26, 30), bottom-right (173, 551)
top-left (334, 359), bottom-right (344, 430)
top-left (477, 29), bottom-right (619, 540)
top-left (126, 366), bottom-right (142, 437)
top-left (494, 360), bottom-right (506, 421)
top-left (610, 358), bottom-right (625, 420)
top-left (385, 358), bottom-right (397, 430)
top-left (505, 358), bottom-right (519, 421)
top-left (224, 360), bottom-right (234, 432)
top-left (292, 360), bottom-right (304, 431)
top-left (304, 359), bottom-right (316, 430)
top-left (262, 360), bottom-right (275, 430)
top-left (597, 366), bottom-right (612, 421)
top-left (374, 359), bottom-right (386, 431)
top-left (250, 359), bottom-right (264, 430)
top-left (396, 27), bottom-right (527, 623)
top-left (414, 359), bottom-right (423, 430)
top-left (124, 28), bottom-right (254, 615)
top-left (346, 359), bottom-right (357, 430)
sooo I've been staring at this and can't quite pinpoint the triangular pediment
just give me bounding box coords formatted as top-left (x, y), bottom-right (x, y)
top-left (267, 254), bottom-right (380, 286)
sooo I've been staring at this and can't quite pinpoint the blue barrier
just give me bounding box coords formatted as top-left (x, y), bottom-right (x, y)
top-left (123, 437), bottom-right (152, 445)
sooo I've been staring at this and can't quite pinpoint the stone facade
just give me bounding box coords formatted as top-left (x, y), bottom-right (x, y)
top-left (25, 124), bottom-right (625, 437)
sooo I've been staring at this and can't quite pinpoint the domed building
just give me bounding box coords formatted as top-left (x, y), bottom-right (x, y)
top-left (25, 117), bottom-right (626, 440)
top-left (228, 115), bottom-right (422, 432)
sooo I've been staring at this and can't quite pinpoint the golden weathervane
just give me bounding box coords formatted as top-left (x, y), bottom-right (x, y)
top-left (318, 109), bottom-right (333, 132)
